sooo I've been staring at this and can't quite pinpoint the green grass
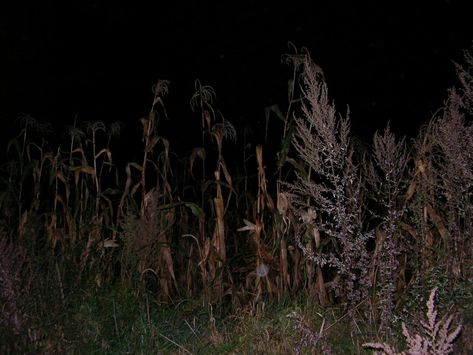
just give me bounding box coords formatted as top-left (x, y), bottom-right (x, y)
top-left (48, 286), bottom-right (382, 354)
top-left (5, 272), bottom-right (466, 354)
top-left (62, 286), bottom-right (207, 354)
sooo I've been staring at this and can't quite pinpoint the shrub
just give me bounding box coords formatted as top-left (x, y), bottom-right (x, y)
top-left (363, 287), bottom-right (462, 354)
top-left (286, 51), bottom-right (371, 311)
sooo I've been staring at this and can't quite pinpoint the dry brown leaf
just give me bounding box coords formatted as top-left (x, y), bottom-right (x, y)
top-left (426, 203), bottom-right (449, 240)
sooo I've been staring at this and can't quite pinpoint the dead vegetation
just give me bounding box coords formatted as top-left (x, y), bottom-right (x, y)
top-left (0, 44), bottom-right (472, 353)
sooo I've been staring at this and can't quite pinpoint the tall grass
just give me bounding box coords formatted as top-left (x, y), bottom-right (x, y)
top-left (1, 43), bottom-right (472, 353)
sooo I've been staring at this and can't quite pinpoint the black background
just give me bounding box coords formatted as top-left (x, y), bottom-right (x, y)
top-left (1, 1), bottom-right (472, 161)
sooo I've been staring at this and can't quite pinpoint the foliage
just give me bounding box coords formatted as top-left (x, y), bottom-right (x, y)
top-left (363, 288), bottom-right (462, 354)
top-left (1, 43), bottom-right (473, 353)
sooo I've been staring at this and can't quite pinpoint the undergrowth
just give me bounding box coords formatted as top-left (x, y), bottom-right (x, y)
top-left (1, 43), bottom-right (473, 353)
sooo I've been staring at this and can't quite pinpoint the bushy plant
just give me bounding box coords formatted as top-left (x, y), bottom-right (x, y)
top-left (285, 50), bottom-right (371, 311)
top-left (363, 288), bottom-right (462, 354)
top-left (367, 125), bottom-right (410, 333)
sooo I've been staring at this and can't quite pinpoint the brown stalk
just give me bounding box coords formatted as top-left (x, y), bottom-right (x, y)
top-left (279, 237), bottom-right (290, 294)
top-left (312, 228), bottom-right (329, 305)
top-left (425, 203), bottom-right (449, 240)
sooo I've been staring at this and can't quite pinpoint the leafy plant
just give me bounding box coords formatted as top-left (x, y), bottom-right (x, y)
top-left (363, 288), bottom-right (462, 354)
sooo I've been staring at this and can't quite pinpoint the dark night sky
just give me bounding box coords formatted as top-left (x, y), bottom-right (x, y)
top-left (1, 1), bottom-right (472, 158)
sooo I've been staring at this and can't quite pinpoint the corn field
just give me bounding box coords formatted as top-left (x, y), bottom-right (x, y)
top-left (1, 44), bottom-right (472, 353)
